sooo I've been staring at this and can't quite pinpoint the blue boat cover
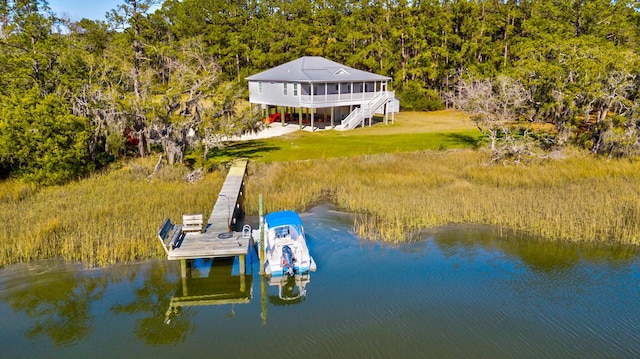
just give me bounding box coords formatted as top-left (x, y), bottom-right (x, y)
top-left (265, 210), bottom-right (303, 230)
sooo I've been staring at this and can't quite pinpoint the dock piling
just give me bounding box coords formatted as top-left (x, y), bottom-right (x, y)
top-left (259, 194), bottom-right (265, 275)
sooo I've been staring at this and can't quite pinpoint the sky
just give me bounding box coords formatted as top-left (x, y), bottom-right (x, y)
top-left (48, 0), bottom-right (127, 21)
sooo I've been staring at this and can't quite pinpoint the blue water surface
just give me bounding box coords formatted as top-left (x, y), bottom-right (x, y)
top-left (0, 205), bottom-right (639, 358)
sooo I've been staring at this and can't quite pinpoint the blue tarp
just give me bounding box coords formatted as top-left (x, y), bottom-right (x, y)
top-left (265, 210), bottom-right (303, 230)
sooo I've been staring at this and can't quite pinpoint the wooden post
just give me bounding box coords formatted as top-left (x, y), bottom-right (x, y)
top-left (323, 107), bottom-right (327, 127)
top-left (299, 108), bottom-right (303, 130)
top-left (239, 254), bottom-right (246, 293)
top-left (180, 259), bottom-right (188, 296)
top-left (259, 194), bottom-right (265, 275)
top-left (311, 107), bottom-right (315, 131)
top-left (240, 268), bottom-right (246, 292)
top-left (260, 268), bottom-right (267, 325)
top-left (180, 259), bottom-right (187, 278)
top-left (239, 255), bottom-right (246, 276)
top-left (331, 107), bottom-right (335, 128)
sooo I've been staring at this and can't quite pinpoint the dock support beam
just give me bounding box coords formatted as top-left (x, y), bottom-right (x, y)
top-left (260, 271), bottom-right (267, 325)
top-left (180, 259), bottom-right (187, 278)
top-left (239, 255), bottom-right (246, 292)
top-left (180, 259), bottom-right (188, 296)
top-left (239, 255), bottom-right (246, 276)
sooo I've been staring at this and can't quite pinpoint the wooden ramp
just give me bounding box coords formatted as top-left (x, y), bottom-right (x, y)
top-left (162, 159), bottom-right (252, 267)
top-left (207, 158), bottom-right (247, 233)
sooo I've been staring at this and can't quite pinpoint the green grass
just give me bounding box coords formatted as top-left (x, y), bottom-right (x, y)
top-left (221, 130), bottom-right (481, 162)
top-left (213, 110), bottom-right (482, 162)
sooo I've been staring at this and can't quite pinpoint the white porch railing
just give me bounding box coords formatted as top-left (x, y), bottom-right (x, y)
top-left (301, 92), bottom-right (376, 105)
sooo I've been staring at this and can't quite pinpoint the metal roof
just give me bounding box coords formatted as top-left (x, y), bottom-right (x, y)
top-left (245, 56), bottom-right (391, 83)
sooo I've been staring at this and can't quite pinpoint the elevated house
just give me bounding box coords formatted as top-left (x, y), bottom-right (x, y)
top-left (246, 56), bottom-right (398, 130)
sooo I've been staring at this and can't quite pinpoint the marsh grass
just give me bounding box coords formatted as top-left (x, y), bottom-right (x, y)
top-left (0, 157), bottom-right (222, 267)
top-left (246, 150), bottom-right (640, 246)
top-left (2, 110), bottom-right (639, 267)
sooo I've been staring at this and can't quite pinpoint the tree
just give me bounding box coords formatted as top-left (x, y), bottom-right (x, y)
top-left (0, 91), bottom-right (93, 184)
top-left (106, 0), bottom-right (160, 158)
top-left (512, 34), bottom-right (640, 152)
top-left (0, 0), bottom-right (59, 94)
top-left (449, 75), bottom-right (532, 152)
top-left (156, 37), bottom-right (223, 164)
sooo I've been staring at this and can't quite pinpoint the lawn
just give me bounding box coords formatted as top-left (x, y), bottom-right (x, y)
top-left (216, 110), bottom-right (483, 162)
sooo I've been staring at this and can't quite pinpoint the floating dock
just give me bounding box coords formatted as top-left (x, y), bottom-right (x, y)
top-left (158, 159), bottom-right (252, 278)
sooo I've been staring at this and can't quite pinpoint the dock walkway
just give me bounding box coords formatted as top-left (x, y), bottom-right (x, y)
top-left (159, 159), bottom-right (252, 276)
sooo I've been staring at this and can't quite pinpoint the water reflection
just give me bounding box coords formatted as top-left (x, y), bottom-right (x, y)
top-left (0, 260), bottom-right (107, 346)
top-left (428, 224), bottom-right (639, 273)
top-left (164, 257), bottom-right (253, 326)
top-left (0, 206), bottom-right (638, 357)
top-left (266, 273), bottom-right (311, 306)
top-left (110, 261), bottom-right (190, 346)
top-left (161, 256), bottom-right (312, 328)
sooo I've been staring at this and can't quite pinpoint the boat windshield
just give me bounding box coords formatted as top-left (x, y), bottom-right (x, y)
top-left (273, 225), bottom-right (298, 240)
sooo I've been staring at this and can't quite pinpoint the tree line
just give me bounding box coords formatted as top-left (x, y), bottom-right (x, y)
top-left (1, 0), bottom-right (639, 184)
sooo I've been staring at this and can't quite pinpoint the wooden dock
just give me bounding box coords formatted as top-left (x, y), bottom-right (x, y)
top-left (158, 159), bottom-right (252, 277)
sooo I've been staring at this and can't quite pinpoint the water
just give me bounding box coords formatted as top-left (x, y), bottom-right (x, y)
top-left (1, 205), bottom-right (639, 358)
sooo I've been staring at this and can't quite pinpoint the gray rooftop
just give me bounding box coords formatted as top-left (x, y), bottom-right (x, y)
top-left (245, 56), bottom-right (391, 83)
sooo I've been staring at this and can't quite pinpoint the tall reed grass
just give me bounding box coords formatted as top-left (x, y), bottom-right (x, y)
top-left (245, 150), bottom-right (640, 246)
top-left (2, 148), bottom-right (638, 268)
top-left (0, 158), bottom-right (222, 268)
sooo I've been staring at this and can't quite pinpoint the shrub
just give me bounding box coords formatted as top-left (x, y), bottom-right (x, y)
top-left (397, 81), bottom-right (444, 111)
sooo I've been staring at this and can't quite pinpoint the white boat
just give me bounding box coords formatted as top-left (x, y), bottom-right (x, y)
top-left (263, 210), bottom-right (317, 276)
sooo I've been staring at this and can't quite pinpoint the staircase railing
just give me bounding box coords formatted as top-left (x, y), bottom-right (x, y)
top-left (364, 92), bottom-right (389, 118)
top-left (340, 107), bottom-right (364, 130)
top-left (339, 91), bottom-right (395, 130)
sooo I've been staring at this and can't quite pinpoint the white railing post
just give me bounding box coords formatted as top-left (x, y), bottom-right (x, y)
top-left (337, 91), bottom-right (394, 131)
top-left (340, 107), bottom-right (364, 130)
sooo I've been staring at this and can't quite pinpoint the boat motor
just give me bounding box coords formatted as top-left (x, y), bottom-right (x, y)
top-left (281, 245), bottom-right (295, 276)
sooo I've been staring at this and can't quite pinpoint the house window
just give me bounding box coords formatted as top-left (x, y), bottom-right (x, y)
top-left (258, 82), bottom-right (262, 94)
top-left (283, 82), bottom-right (288, 95)
top-left (293, 83), bottom-right (298, 96)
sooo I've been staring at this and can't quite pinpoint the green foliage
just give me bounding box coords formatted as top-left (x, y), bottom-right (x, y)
top-left (0, 91), bottom-right (93, 184)
top-left (397, 81), bottom-right (444, 111)
top-left (2, 0), bottom-right (640, 185)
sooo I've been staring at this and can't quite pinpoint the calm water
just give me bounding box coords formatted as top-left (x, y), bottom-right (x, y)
top-left (1, 205), bottom-right (639, 358)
